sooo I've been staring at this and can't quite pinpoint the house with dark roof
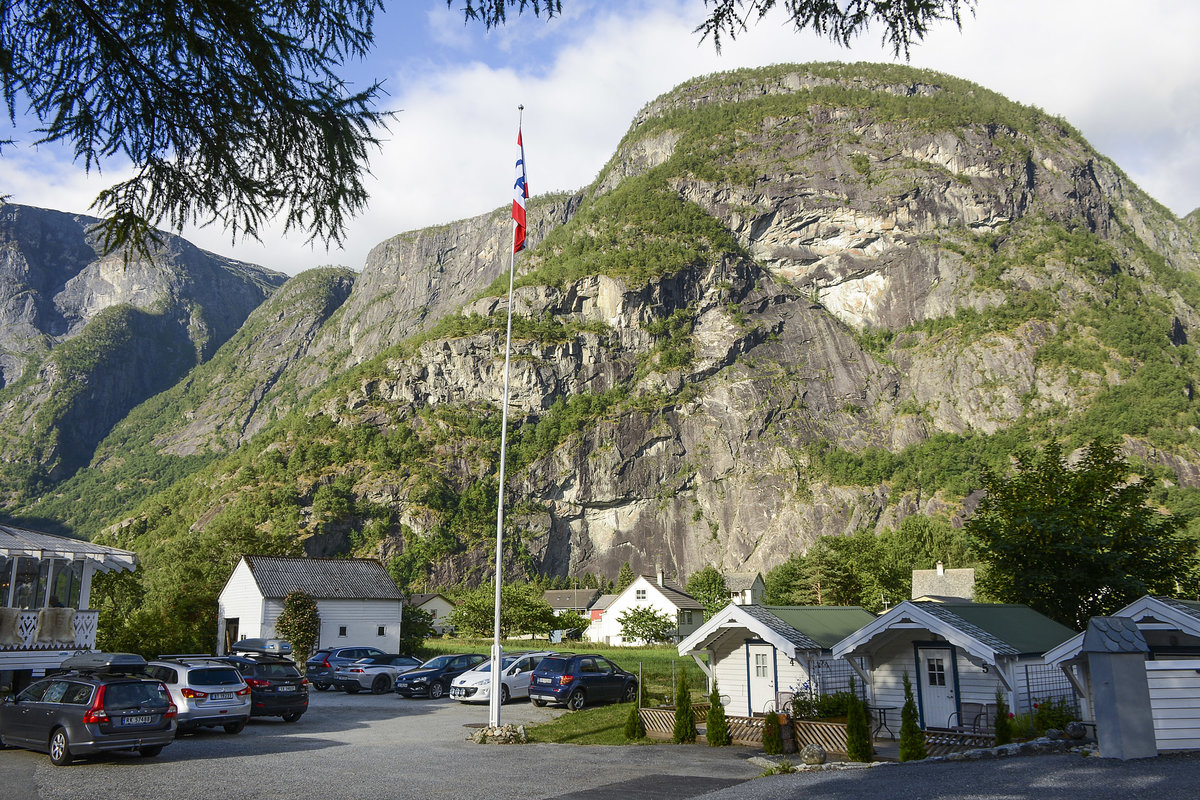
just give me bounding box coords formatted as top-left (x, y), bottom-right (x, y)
top-left (831, 599), bottom-right (1076, 731)
top-left (543, 588), bottom-right (601, 615)
top-left (585, 571), bottom-right (704, 646)
top-left (911, 561), bottom-right (976, 601)
top-left (725, 572), bottom-right (765, 606)
top-left (677, 604), bottom-right (876, 717)
top-left (217, 556), bottom-right (405, 656)
top-left (407, 593), bottom-right (456, 635)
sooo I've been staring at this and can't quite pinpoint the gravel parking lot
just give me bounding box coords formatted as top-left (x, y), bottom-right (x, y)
top-left (0, 686), bottom-right (761, 800)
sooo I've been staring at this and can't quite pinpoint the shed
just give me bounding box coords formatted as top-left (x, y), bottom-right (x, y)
top-left (218, 556), bottom-right (405, 656)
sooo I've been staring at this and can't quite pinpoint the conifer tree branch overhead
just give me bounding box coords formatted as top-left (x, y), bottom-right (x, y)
top-left (0, 0), bottom-right (391, 258)
top-left (455, 0), bottom-right (974, 56)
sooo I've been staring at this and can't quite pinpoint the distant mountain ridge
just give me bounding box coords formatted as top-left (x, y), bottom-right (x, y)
top-left (4, 63), bottom-right (1200, 618)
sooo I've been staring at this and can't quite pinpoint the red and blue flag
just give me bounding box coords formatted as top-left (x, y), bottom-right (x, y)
top-left (513, 128), bottom-right (528, 253)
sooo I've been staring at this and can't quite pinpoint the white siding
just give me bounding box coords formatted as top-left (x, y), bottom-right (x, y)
top-left (586, 577), bottom-right (697, 645)
top-left (217, 560), bottom-right (267, 652)
top-left (709, 637), bottom-right (813, 717)
top-left (1147, 659), bottom-right (1200, 751)
top-left (307, 599), bottom-right (404, 653)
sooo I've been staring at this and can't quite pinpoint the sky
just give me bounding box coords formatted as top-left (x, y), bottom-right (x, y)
top-left (4, 0), bottom-right (1199, 276)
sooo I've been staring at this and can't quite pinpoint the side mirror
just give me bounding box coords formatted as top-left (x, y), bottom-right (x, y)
top-left (2, 695), bottom-right (16, 705)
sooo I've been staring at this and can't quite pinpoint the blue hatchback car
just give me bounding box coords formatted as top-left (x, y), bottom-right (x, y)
top-left (527, 653), bottom-right (638, 710)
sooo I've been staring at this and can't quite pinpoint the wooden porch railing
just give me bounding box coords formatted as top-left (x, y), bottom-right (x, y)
top-left (0, 609), bottom-right (99, 651)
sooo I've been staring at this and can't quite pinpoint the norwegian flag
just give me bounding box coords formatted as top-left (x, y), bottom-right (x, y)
top-left (512, 128), bottom-right (528, 253)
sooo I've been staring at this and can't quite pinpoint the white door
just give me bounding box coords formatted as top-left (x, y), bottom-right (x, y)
top-left (747, 644), bottom-right (776, 716)
top-left (917, 647), bottom-right (957, 728)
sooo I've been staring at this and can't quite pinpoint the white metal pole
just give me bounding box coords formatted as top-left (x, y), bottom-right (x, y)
top-left (489, 104), bottom-right (523, 729)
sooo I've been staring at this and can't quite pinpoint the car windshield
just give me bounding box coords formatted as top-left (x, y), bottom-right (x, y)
top-left (421, 655), bottom-right (454, 670)
top-left (257, 663), bottom-right (301, 679)
top-left (189, 668), bottom-right (243, 686)
top-left (474, 655), bottom-right (519, 673)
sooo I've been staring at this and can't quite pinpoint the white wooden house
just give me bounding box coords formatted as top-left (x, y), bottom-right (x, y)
top-left (725, 573), bottom-right (765, 606)
top-left (217, 556), bottom-right (405, 656)
top-left (0, 524), bottom-right (137, 691)
top-left (678, 604), bottom-right (876, 717)
top-left (408, 593), bottom-right (456, 635)
top-left (1043, 595), bottom-right (1200, 751)
top-left (585, 571), bottom-right (703, 645)
top-left (832, 600), bottom-right (1076, 730)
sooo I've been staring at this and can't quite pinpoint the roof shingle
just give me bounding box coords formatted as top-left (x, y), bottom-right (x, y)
top-left (244, 556), bottom-right (404, 600)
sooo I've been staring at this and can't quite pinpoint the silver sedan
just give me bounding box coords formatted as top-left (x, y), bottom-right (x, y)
top-left (332, 654), bottom-right (421, 694)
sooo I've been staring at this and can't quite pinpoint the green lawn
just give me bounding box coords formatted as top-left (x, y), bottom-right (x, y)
top-left (523, 700), bottom-right (650, 745)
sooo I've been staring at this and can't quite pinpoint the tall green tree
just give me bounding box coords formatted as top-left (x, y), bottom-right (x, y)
top-left (706, 680), bottom-right (732, 746)
top-left (447, 582), bottom-right (555, 638)
top-left (616, 561), bottom-right (636, 592)
top-left (672, 669), bottom-right (697, 743)
top-left (1, 0), bottom-right (389, 256)
top-left (685, 565), bottom-right (729, 617)
top-left (898, 672), bottom-right (926, 762)
top-left (966, 439), bottom-right (1199, 629)
top-left (616, 606), bottom-right (676, 645)
top-left (275, 590), bottom-right (321, 660)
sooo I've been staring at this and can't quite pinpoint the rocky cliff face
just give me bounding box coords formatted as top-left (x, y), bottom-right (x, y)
top-left (17, 64), bottom-right (1200, 592)
top-left (0, 203), bottom-right (286, 485)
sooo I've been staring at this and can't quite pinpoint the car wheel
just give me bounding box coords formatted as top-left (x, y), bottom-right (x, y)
top-left (567, 689), bottom-right (586, 711)
top-left (500, 685), bottom-right (510, 705)
top-left (344, 685), bottom-right (361, 694)
top-left (313, 682), bottom-right (330, 691)
top-left (429, 681), bottom-right (446, 699)
top-left (48, 728), bottom-right (72, 766)
top-left (281, 711), bottom-right (303, 723)
top-left (223, 720), bottom-right (246, 735)
top-left (530, 698), bottom-right (546, 708)
top-left (140, 745), bottom-right (164, 758)
top-left (622, 682), bottom-right (638, 703)
top-left (371, 675), bottom-right (391, 694)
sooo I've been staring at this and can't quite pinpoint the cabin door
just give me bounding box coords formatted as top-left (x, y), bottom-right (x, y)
top-left (916, 646), bottom-right (957, 728)
top-left (746, 643), bottom-right (776, 716)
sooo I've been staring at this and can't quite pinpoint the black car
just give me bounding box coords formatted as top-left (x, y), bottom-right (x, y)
top-left (305, 646), bottom-right (388, 691)
top-left (394, 653), bottom-right (487, 699)
top-left (528, 653), bottom-right (638, 710)
top-left (0, 652), bottom-right (176, 766)
top-left (221, 652), bottom-right (308, 722)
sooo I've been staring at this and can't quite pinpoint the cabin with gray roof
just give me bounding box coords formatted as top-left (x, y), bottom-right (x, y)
top-left (217, 556), bottom-right (405, 656)
top-left (678, 604), bottom-right (876, 717)
top-left (725, 572), bottom-right (765, 606)
top-left (832, 599), bottom-right (1076, 731)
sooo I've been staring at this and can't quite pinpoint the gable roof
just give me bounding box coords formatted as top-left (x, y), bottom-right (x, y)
top-left (632, 575), bottom-right (704, 611)
top-left (408, 593), bottom-right (453, 608)
top-left (242, 556), bottom-right (404, 601)
top-left (592, 593), bottom-right (617, 611)
top-left (679, 604), bottom-right (875, 660)
top-left (1044, 595), bottom-right (1200, 666)
top-left (911, 567), bottom-right (976, 601)
top-left (543, 588), bottom-right (601, 609)
top-left (0, 523), bottom-right (137, 573)
top-left (725, 572), bottom-right (763, 592)
top-left (832, 600), bottom-right (1075, 663)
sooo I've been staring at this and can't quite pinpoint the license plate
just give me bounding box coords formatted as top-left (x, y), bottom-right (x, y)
top-left (276, 685), bottom-right (296, 692)
top-left (212, 692), bottom-right (234, 700)
top-left (536, 677), bottom-right (551, 685)
top-left (121, 715), bottom-right (154, 726)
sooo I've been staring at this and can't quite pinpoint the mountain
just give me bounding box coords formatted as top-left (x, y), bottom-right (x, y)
top-left (5, 63), bottom-right (1200, 651)
top-left (0, 204), bottom-right (287, 501)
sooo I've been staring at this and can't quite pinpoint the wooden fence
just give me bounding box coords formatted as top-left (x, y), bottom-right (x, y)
top-left (792, 718), bottom-right (850, 754)
top-left (923, 727), bottom-right (995, 756)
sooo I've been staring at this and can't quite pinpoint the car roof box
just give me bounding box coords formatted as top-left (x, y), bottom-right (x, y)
top-left (230, 638), bottom-right (292, 655)
top-left (62, 651), bottom-right (147, 673)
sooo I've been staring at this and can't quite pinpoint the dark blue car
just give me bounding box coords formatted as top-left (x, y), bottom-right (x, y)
top-left (528, 653), bottom-right (638, 710)
top-left (394, 653), bottom-right (486, 699)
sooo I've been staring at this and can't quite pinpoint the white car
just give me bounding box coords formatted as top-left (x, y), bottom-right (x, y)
top-left (332, 654), bottom-right (422, 694)
top-left (450, 651), bottom-right (553, 704)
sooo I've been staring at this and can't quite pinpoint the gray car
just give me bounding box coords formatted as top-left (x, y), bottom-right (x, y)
top-left (0, 652), bottom-right (176, 766)
top-left (145, 658), bottom-right (252, 734)
top-left (305, 646), bottom-right (387, 690)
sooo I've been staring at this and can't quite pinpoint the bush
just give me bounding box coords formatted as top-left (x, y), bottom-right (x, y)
top-left (706, 681), bottom-right (731, 746)
top-left (624, 700), bottom-right (646, 740)
top-left (1032, 696), bottom-right (1079, 734)
top-left (762, 709), bottom-right (783, 755)
top-left (845, 678), bottom-right (873, 762)
top-left (898, 672), bottom-right (926, 762)
top-left (672, 670), bottom-right (697, 743)
top-left (994, 690), bottom-right (1013, 746)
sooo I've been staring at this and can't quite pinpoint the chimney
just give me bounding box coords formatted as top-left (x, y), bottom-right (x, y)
top-left (936, 560), bottom-right (945, 576)
top-left (656, 568), bottom-right (664, 586)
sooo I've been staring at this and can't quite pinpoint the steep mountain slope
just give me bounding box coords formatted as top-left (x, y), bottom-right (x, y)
top-left (0, 204), bottom-right (286, 493)
top-left (60, 64), bottom-right (1200, 627)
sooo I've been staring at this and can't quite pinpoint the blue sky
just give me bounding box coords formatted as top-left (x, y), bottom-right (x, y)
top-left (4, 0), bottom-right (1199, 275)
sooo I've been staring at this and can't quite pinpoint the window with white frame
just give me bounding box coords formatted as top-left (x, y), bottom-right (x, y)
top-left (635, 589), bottom-right (646, 600)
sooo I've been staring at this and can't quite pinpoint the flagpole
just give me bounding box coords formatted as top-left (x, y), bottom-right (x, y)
top-left (489, 104), bottom-right (524, 730)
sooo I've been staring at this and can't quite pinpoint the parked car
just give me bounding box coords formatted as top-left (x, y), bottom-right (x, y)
top-left (333, 654), bottom-right (422, 694)
top-left (450, 651), bottom-right (555, 704)
top-left (145, 657), bottom-right (251, 734)
top-left (394, 653), bottom-right (487, 699)
top-left (0, 652), bottom-right (176, 766)
top-left (528, 653), bottom-right (638, 710)
top-left (305, 646), bottom-right (388, 691)
top-left (220, 651), bottom-right (308, 722)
